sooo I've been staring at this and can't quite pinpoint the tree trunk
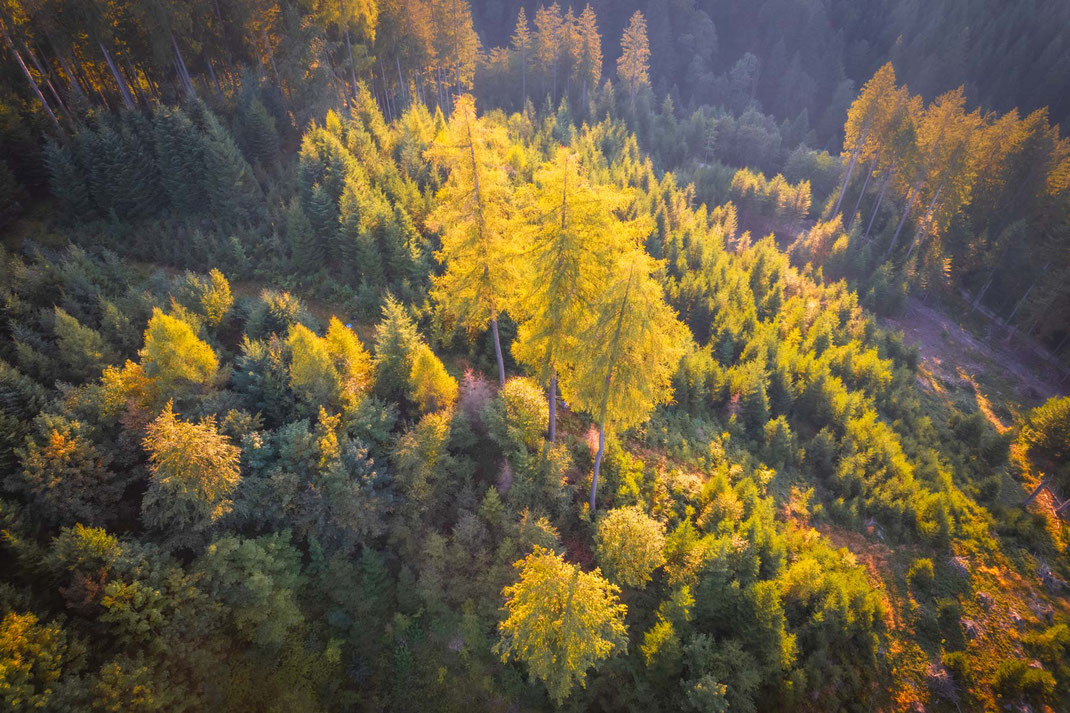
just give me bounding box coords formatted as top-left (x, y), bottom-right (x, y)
top-left (886, 181), bottom-right (920, 258)
top-left (1, 23), bottom-right (60, 129)
top-left (344, 23), bottom-right (359, 96)
top-left (847, 160), bottom-right (875, 230)
top-left (590, 419), bottom-right (605, 512)
top-left (172, 35), bottom-right (196, 97)
top-left (98, 43), bottom-right (135, 110)
top-left (1024, 476), bottom-right (1051, 506)
top-left (906, 185), bottom-right (942, 261)
top-left (865, 167), bottom-right (893, 239)
top-left (971, 272), bottom-right (995, 313)
top-left (521, 51), bottom-right (527, 106)
top-left (548, 371), bottom-right (557, 442)
top-left (491, 317), bottom-right (505, 387)
top-left (833, 124), bottom-right (869, 217)
top-left (1006, 264), bottom-right (1047, 327)
top-left (396, 55), bottom-right (406, 108)
top-left (24, 43), bottom-right (68, 117)
top-left (208, 61), bottom-right (224, 97)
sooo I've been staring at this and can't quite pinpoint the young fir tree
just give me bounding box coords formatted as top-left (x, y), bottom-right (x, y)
top-left (512, 148), bottom-right (637, 441)
top-left (199, 109), bottom-right (259, 226)
top-left (425, 95), bottom-right (519, 386)
top-left (565, 250), bottom-right (689, 511)
top-left (153, 105), bottom-right (206, 215)
top-left (44, 139), bottom-right (92, 218)
top-left (617, 11), bottom-right (651, 105)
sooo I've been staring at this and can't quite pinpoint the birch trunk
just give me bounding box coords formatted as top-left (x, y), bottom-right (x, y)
top-left (847, 159), bottom-right (875, 230)
top-left (548, 371), bottom-right (557, 442)
top-left (491, 317), bottom-right (505, 386)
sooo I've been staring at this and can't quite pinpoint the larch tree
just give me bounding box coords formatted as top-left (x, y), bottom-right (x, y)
top-left (835, 62), bottom-right (898, 217)
top-left (511, 7), bottom-right (532, 107)
top-left (497, 546), bottom-right (628, 704)
top-left (425, 95), bottom-right (518, 386)
top-left (617, 10), bottom-right (650, 104)
top-left (565, 250), bottom-right (689, 511)
top-left (595, 505), bottom-right (667, 589)
top-left (512, 148), bottom-right (636, 442)
top-left (141, 402), bottom-right (240, 549)
top-left (575, 4), bottom-right (602, 108)
top-left (533, 2), bottom-right (563, 101)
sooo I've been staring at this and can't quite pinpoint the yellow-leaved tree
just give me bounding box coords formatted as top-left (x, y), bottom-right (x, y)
top-left (565, 250), bottom-right (690, 511)
top-left (287, 318), bottom-right (373, 413)
top-left (425, 94), bottom-right (519, 386)
top-left (497, 546), bottom-right (628, 703)
top-left (512, 148), bottom-right (642, 441)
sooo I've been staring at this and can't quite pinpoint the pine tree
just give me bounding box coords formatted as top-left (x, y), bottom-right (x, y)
top-left (153, 105), bottom-right (206, 215)
top-left (200, 110), bottom-right (259, 226)
top-left (565, 250), bottom-right (689, 511)
top-left (575, 4), bottom-right (602, 108)
top-left (285, 198), bottom-right (323, 276)
top-left (0, 158), bottom-right (25, 227)
top-left (425, 95), bottom-right (519, 386)
top-left (617, 11), bottom-right (651, 104)
top-left (237, 93), bottom-right (281, 166)
top-left (372, 295), bottom-right (421, 405)
top-left (44, 138), bottom-right (92, 218)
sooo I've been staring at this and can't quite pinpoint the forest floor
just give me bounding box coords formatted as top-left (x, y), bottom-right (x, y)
top-left (881, 296), bottom-right (1066, 432)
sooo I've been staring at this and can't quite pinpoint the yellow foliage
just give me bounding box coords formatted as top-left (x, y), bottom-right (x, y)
top-left (409, 343), bottom-right (458, 414)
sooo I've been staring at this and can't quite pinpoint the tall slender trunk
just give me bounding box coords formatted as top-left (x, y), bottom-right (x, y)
top-left (263, 30), bottom-right (283, 93)
top-left (379, 56), bottom-right (393, 121)
top-left (847, 160), bottom-right (875, 230)
top-left (98, 43), bottom-right (135, 110)
top-left (590, 263), bottom-right (636, 512)
top-left (396, 55), bottom-right (406, 108)
top-left (1006, 264), bottom-right (1047, 327)
top-left (865, 168), bottom-right (893, 240)
top-left (172, 35), bottom-right (196, 97)
top-left (590, 418), bottom-right (606, 511)
top-left (208, 61), bottom-right (224, 97)
top-left (1, 23), bottom-right (60, 129)
top-left (971, 272), bottom-right (995, 313)
top-left (547, 371), bottom-right (557, 442)
top-left (521, 50), bottom-right (527, 107)
top-left (833, 123), bottom-right (869, 216)
top-left (491, 317), bottom-right (505, 387)
top-left (24, 44), bottom-right (68, 116)
top-left (906, 185), bottom-right (943, 261)
top-left (344, 17), bottom-right (359, 94)
top-left (122, 56), bottom-right (147, 105)
top-left (886, 181), bottom-right (920, 258)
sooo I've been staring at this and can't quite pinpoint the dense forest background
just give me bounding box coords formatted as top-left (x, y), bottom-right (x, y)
top-left (1, 1), bottom-right (1069, 712)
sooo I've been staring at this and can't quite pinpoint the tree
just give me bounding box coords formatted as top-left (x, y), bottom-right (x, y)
top-left (595, 506), bottom-right (667, 588)
top-left (139, 309), bottom-right (219, 392)
top-left (200, 269), bottom-right (233, 327)
top-left (425, 95), bottom-right (519, 386)
top-left (53, 306), bottom-right (114, 381)
top-left (409, 343), bottom-right (458, 414)
top-left (512, 148), bottom-right (635, 441)
top-left (574, 4), bottom-right (602, 108)
top-left (533, 3), bottom-right (563, 101)
top-left (510, 7), bottom-right (532, 106)
top-left (497, 546), bottom-right (628, 703)
top-left (372, 295), bottom-right (421, 405)
top-left (287, 318), bottom-right (373, 413)
top-left (617, 11), bottom-right (650, 104)
top-left (141, 402), bottom-right (241, 548)
top-left (13, 413), bottom-right (122, 528)
top-left (0, 612), bottom-right (74, 713)
top-left (565, 250), bottom-right (689, 511)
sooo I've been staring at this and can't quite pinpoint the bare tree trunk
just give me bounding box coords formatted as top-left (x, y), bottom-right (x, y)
top-left (971, 271), bottom-right (995, 313)
top-left (396, 55), bottom-right (406, 108)
top-left (122, 55), bottom-right (148, 105)
top-left (847, 159), bottom-right (875, 230)
top-left (263, 30), bottom-right (283, 93)
top-left (24, 43), bottom-right (68, 116)
top-left (865, 167), bottom-right (893, 239)
top-left (906, 185), bottom-right (942, 261)
top-left (833, 124), bottom-right (869, 216)
top-left (1, 24), bottom-right (61, 129)
top-left (590, 419), bottom-right (606, 511)
top-left (491, 317), bottom-right (505, 387)
top-left (99, 43), bottom-right (135, 110)
top-left (1006, 263), bottom-right (1048, 327)
top-left (208, 60), bottom-right (224, 97)
top-left (1024, 476), bottom-right (1050, 506)
top-left (548, 371), bottom-right (557, 442)
top-left (886, 181), bottom-right (920, 258)
top-left (172, 35), bottom-right (196, 97)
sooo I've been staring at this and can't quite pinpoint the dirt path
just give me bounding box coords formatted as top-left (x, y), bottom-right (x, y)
top-left (881, 297), bottom-right (1065, 429)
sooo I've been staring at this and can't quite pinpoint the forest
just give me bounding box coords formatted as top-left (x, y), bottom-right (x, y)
top-left (0, 1), bottom-right (1068, 712)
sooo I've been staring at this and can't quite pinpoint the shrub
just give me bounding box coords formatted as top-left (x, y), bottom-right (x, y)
top-left (907, 558), bottom-right (935, 595)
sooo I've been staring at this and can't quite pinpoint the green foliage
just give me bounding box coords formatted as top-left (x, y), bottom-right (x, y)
top-left (595, 505), bottom-right (667, 589)
top-left (907, 558), bottom-right (935, 595)
top-left (497, 546), bottom-right (628, 703)
top-left (141, 403), bottom-right (241, 548)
